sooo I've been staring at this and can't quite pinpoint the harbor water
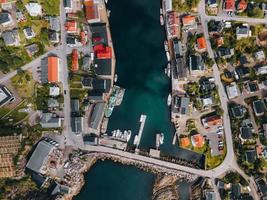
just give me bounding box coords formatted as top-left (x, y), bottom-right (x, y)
top-left (75, 0), bottom-right (199, 199)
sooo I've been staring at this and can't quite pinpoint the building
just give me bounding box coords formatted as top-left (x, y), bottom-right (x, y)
top-left (255, 178), bottom-right (267, 197)
top-left (196, 37), bottom-right (207, 51)
top-left (23, 27), bottom-right (35, 39)
top-left (226, 82), bottom-right (239, 99)
top-left (71, 99), bottom-right (79, 113)
top-left (180, 137), bottom-right (190, 148)
top-left (48, 56), bottom-right (60, 83)
top-left (230, 104), bottom-right (246, 119)
top-left (239, 127), bottom-right (253, 143)
top-left (25, 43), bottom-right (39, 56)
top-left (166, 11), bottom-right (179, 39)
top-left (255, 50), bottom-right (265, 61)
top-left (236, 24), bottom-right (251, 40)
top-left (40, 113), bottom-right (61, 128)
top-left (202, 114), bottom-right (222, 128)
top-left (0, 86), bottom-right (14, 107)
top-left (71, 49), bottom-right (79, 72)
top-left (71, 117), bottom-right (83, 133)
top-left (252, 100), bottom-right (266, 116)
top-left (91, 23), bottom-right (108, 45)
top-left (205, 190), bottom-right (216, 200)
top-left (84, 0), bottom-right (100, 24)
top-left (49, 31), bottom-right (60, 43)
top-left (89, 102), bottom-right (105, 130)
top-left (65, 20), bottom-right (78, 34)
top-left (189, 54), bottom-right (204, 74)
top-left (207, 0), bottom-right (218, 7)
top-left (257, 66), bottom-right (267, 75)
top-left (93, 44), bottom-right (112, 59)
top-left (25, 3), bottom-right (42, 17)
top-left (245, 149), bottom-right (256, 163)
top-left (82, 55), bottom-right (91, 71)
top-left (174, 96), bottom-right (190, 115)
top-left (217, 47), bottom-right (234, 59)
top-left (191, 133), bottom-right (205, 148)
top-left (93, 58), bottom-right (112, 76)
top-left (246, 81), bottom-right (259, 93)
top-left (0, 12), bottom-right (12, 26)
top-left (202, 96), bottom-right (213, 108)
top-left (2, 29), bottom-right (20, 46)
top-left (182, 15), bottom-right (197, 29)
top-left (235, 66), bottom-right (250, 78)
top-left (49, 17), bottom-right (60, 32)
top-left (49, 86), bottom-right (60, 97)
top-left (47, 99), bottom-right (59, 109)
top-left (26, 140), bottom-right (55, 174)
top-left (263, 124), bottom-right (267, 140)
top-left (64, 0), bottom-right (72, 12)
top-left (163, 0), bottom-right (172, 12)
top-left (223, 0), bottom-right (235, 11)
top-left (237, 0), bottom-right (247, 12)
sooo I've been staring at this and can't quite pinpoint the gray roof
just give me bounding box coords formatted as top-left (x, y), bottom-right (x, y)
top-left (40, 113), bottom-right (61, 128)
top-left (47, 98), bottom-right (59, 108)
top-left (89, 102), bottom-right (105, 130)
top-left (236, 26), bottom-right (249, 35)
top-left (49, 17), bottom-right (60, 32)
top-left (0, 12), bottom-right (11, 24)
top-left (245, 150), bottom-right (256, 163)
top-left (24, 27), bottom-right (34, 37)
top-left (94, 58), bottom-right (112, 76)
top-left (64, 0), bottom-right (71, 8)
top-left (240, 127), bottom-right (253, 140)
top-left (0, 86), bottom-right (13, 107)
top-left (253, 100), bottom-right (266, 115)
top-left (49, 31), bottom-right (59, 42)
top-left (26, 140), bottom-right (54, 173)
top-left (91, 23), bottom-right (108, 45)
top-left (25, 43), bottom-right (39, 55)
top-left (71, 117), bottom-right (83, 132)
top-left (2, 29), bottom-right (17, 45)
top-left (189, 54), bottom-right (204, 71)
top-left (71, 99), bottom-right (79, 113)
top-left (82, 56), bottom-right (91, 70)
top-left (92, 78), bottom-right (111, 93)
top-left (180, 97), bottom-right (190, 115)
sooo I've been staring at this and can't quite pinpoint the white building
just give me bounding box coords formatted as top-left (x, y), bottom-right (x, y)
top-left (226, 82), bottom-right (239, 99)
top-left (25, 3), bottom-right (42, 17)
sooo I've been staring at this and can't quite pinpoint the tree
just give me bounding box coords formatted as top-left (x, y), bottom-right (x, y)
top-left (248, 7), bottom-right (264, 18)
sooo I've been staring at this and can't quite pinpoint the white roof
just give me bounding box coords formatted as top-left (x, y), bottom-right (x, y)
top-left (202, 97), bottom-right (213, 106)
top-left (226, 83), bottom-right (239, 99)
top-left (257, 66), bottom-right (267, 75)
top-left (165, 0), bottom-right (172, 12)
top-left (0, 88), bottom-right (8, 102)
top-left (49, 86), bottom-right (60, 96)
top-left (255, 51), bottom-right (265, 60)
top-left (25, 3), bottom-right (42, 16)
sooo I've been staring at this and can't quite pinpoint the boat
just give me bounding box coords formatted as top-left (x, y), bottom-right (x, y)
top-left (159, 133), bottom-right (164, 145)
top-left (167, 63), bottom-right (171, 78)
top-left (164, 68), bottom-right (167, 75)
top-left (107, 10), bottom-right (111, 17)
top-left (114, 74), bottom-right (118, 82)
top-left (105, 0), bottom-right (108, 3)
top-left (166, 51), bottom-right (170, 61)
top-left (133, 135), bottom-right (139, 145)
top-left (156, 134), bottom-right (160, 149)
top-left (126, 130), bottom-right (132, 142)
top-left (160, 15), bottom-right (164, 26)
top-left (167, 94), bottom-right (171, 106)
top-left (164, 41), bottom-right (168, 51)
top-left (160, 8), bottom-right (163, 14)
top-left (115, 86), bottom-right (125, 106)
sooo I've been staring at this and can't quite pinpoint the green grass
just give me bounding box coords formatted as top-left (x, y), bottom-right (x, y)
top-left (41, 0), bottom-right (60, 16)
top-left (206, 148), bottom-right (226, 169)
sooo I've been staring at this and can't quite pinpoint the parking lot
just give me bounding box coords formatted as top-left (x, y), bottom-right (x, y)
top-left (206, 125), bottom-right (224, 156)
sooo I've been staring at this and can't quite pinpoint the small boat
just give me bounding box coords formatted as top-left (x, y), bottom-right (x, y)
top-left (164, 41), bottom-right (168, 51)
top-left (114, 74), bottom-right (118, 82)
top-left (133, 135), bottom-right (139, 145)
top-left (107, 10), bottom-right (111, 17)
top-left (164, 68), bottom-right (167, 75)
top-left (167, 63), bottom-right (171, 78)
top-left (160, 15), bottom-right (164, 26)
top-left (166, 51), bottom-right (170, 61)
top-left (167, 94), bottom-right (171, 106)
top-left (105, 0), bottom-right (108, 3)
top-left (159, 133), bottom-right (164, 145)
top-left (160, 8), bottom-right (163, 14)
top-left (126, 130), bottom-right (132, 142)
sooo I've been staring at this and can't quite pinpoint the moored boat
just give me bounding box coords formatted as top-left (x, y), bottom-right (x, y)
top-left (167, 94), bottom-right (171, 106)
top-left (160, 15), bottom-right (164, 26)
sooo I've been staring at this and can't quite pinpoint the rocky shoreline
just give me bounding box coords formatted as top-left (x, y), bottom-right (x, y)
top-left (60, 151), bottom-right (198, 200)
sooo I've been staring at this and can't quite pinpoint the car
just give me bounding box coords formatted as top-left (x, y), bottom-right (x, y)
top-left (64, 90), bottom-right (66, 95)
top-left (217, 131), bottom-right (223, 135)
top-left (218, 126), bottom-right (224, 130)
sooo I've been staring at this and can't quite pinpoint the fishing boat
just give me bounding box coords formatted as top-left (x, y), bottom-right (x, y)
top-left (167, 94), bottom-right (171, 106)
top-left (160, 15), bottom-right (164, 26)
top-left (164, 41), bottom-right (168, 51)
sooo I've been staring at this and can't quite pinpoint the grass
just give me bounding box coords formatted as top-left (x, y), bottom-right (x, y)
top-left (206, 148), bottom-right (226, 169)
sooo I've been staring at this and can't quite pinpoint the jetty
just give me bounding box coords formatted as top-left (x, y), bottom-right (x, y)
top-left (135, 114), bottom-right (147, 149)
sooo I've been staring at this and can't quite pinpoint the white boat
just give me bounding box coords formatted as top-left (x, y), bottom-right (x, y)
top-left (160, 15), bottom-right (164, 26)
top-left (126, 130), bottom-right (132, 142)
top-left (167, 63), bottom-right (171, 78)
top-left (133, 135), bottom-right (139, 145)
top-left (166, 51), bottom-right (170, 61)
top-left (164, 68), bottom-right (167, 75)
top-left (167, 94), bottom-right (171, 106)
top-left (114, 74), bottom-right (118, 82)
top-left (105, 0), bottom-right (108, 4)
top-left (164, 41), bottom-right (168, 51)
top-left (160, 8), bottom-right (163, 14)
top-left (159, 133), bottom-right (164, 145)
top-left (112, 131), bottom-right (116, 137)
top-left (107, 10), bottom-right (111, 17)
top-left (115, 130), bottom-right (119, 137)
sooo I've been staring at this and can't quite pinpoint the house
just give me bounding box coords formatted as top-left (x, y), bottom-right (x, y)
top-left (230, 104), bottom-right (246, 119)
top-left (196, 37), bottom-right (207, 51)
top-left (91, 78), bottom-right (112, 94)
top-left (223, 0), bottom-right (235, 11)
top-left (84, 0), bottom-right (100, 24)
top-left (166, 11), bottom-right (179, 39)
top-left (26, 140), bottom-right (56, 174)
top-left (71, 117), bottom-right (83, 133)
top-left (65, 21), bottom-right (78, 34)
top-left (208, 20), bottom-right (224, 34)
top-left (40, 113), bottom-right (61, 128)
top-left (91, 23), bottom-right (108, 45)
top-left (93, 44), bottom-right (112, 59)
top-left (252, 99), bottom-right (266, 116)
top-left (48, 56), bottom-right (60, 83)
top-left (237, 0), bottom-right (247, 12)
top-left (255, 50), bottom-right (265, 61)
top-left (239, 127), bottom-right (253, 143)
top-left (173, 38), bottom-right (184, 59)
top-left (217, 47), bottom-right (234, 59)
top-left (231, 183), bottom-right (242, 199)
top-left (49, 31), bottom-right (60, 43)
top-left (1, 29), bottom-right (20, 46)
top-left (236, 24), bottom-right (251, 40)
top-left (163, 0), bottom-right (172, 12)
top-left (66, 34), bottom-right (79, 47)
top-left (71, 99), bottom-right (79, 113)
top-left (239, 55), bottom-right (248, 66)
top-left (202, 114), bottom-right (222, 128)
top-left (25, 43), bottom-right (39, 56)
top-left (245, 149), bottom-right (257, 163)
top-left (246, 81), bottom-right (259, 93)
top-left (64, 0), bottom-right (72, 12)
top-left (180, 137), bottom-right (190, 148)
top-left (182, 15), bottom-right (197, 29)
top-left (47, 99), bottom-right (59, 109)
top-left (255, 178), bottom-right (267, 197)
top-left (16, 10), bottom-right (26, 23)
top-left (241, 118), bottom-right (253, 128)
top-left (71, 49), bottom-right (79, 72)
top-left (202, 96), bottom-right (213, 108)
top-left (235, 66), bottom-right (250, 78)
top-left (257, 66), bottom-right (267, 75)
top-left (49, 17), bottom-right (60, 32)
top-left (49, 86), bottom-right (60, 97)
top-left (0, 86), bottom-right (14, 107)
top-left (23, 27), bottom-right (35, 39)
top-left (261, 3), bottom-right (267, 13)
top-left (226, 82), bottom-right (239, 99)
top-left (205, 190), bottom-right (216, 200)
top-left (189, 54), bottom-right (204, 74)
top-left (176, 97), bottom-right (190, 115)
top-left (25, 3), bottom-right (42, 17)
top-left (191, 133), bottom-right (205, 148)
top-left (82, 55), bottom-right (91, 71)
top-left (207, 0), bottom-right (218, 8)
top-left (93, 58), bottom-right (112, 76)
top-left (89, 102), bottom-right (105, 130)
top-left (0, 12), bottom-right (12, 26)
top-left (82, 77), bottom-right (93, 88)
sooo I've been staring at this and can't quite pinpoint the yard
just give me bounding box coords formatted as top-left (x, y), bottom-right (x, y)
top-left (206, 147), bottom-right (226, 169)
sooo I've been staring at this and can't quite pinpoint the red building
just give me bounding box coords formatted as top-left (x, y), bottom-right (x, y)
top-left (71, 49), bottom-right (79, 72)
top-left (93, 44), bottom-right (112, 59)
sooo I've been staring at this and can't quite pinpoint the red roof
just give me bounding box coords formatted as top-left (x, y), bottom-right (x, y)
top-left (206, 115), bottom-right (223, 126)
top-left (80, 31), bottom-right (86, 46)
top-left (48, 57), bottom-right (59, 83)
top-left (224, 0), bottom-right (235, 10)
top-left (238, 0), bottom-right (247, 11)
top-left (65, 21), bottom-right (78, 33)
top-left (93, 44), bottom-right (112, 59)
top-left (0, 0), bottom-right (7, 3)
top-left (191, 134), bottom-right (205, 148)
top-left (182, 15), bottom-right (195, 26)
top-left (197, 37), bottom-right (207, 50)
top-left (84, 0), bottom-right (98, 21)
top-left (71, 49), bottom-right (79, 72)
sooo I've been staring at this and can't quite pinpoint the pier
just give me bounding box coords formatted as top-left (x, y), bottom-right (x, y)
top-left (135, 114), bottom-right (147, 149)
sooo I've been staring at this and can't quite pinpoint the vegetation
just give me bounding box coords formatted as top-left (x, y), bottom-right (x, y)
top-left (173, 0), bottom-right (200, 12)
top-left (247, 6), bottom-right (264, 18)
top-left (41, 0), bottom-right (60, 16)
top-left (223, 171), bottom-right (248, 186)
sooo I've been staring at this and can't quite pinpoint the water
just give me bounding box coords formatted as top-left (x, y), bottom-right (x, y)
top-left (75, 1), bottom-right (200, 199)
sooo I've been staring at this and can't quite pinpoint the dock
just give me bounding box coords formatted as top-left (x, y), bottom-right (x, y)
top-left (135, 114), bottom-right (147, 148)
